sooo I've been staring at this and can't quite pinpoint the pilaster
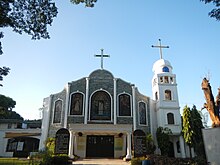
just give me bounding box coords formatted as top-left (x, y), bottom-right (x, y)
top-left (64, 83), bottom-right (70, 128)
top-left (84, 77), bottom-right (90, 124)
top-left (132, 85), bottom-right (137, 130)
top-left (113, 78), bottom-right (117, 124)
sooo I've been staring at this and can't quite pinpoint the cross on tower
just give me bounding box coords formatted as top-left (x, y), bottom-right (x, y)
top-left (151, 39), bottom-right (169, 59)
top-left (94, 49), bottom-right (110, 69)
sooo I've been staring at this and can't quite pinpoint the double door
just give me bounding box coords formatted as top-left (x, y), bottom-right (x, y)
top-left (86, 135), bottom-right (114, 158)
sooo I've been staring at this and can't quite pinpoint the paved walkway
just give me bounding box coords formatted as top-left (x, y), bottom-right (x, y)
top-left (72, 158), bottom-right (131, 165)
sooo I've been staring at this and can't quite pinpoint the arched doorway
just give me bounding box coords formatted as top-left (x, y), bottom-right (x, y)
top-left (55, 128), bottom-right (70, 154)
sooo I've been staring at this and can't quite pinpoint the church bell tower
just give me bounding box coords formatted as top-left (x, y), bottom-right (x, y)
top-left (151, 40), bottom-right (182, 134)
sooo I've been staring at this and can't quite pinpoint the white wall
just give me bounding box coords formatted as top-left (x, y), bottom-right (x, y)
top-left (202, 127), bottom-right (220, 165)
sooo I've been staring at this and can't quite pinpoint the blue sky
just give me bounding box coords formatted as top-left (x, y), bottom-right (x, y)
top-left (0, 0), bottom-right (219, 125)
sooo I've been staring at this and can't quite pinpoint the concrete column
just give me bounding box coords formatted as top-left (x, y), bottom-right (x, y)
top-left (68, 130), bottom-right (74, 158)
top-left (39, 96), bottom-right (52, 150)
top-left (84, 78), bottom-right (90, 124)
top-left (132, 85), bottom-right (137, 130)
top-left (179, 136), bottom-right (186, 158)
top-left (113, 78), bottom-right (117, 124)
top-left (126, 132), bottom-right (132, 160)
top-left (64, 83), bottom-right (71, 128)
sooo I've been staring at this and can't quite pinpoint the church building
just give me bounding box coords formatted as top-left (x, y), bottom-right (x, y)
top-left (39, 45), bottom-right (186, 159)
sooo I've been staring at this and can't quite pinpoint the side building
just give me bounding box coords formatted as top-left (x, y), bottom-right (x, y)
top-left (0, 119), bottom-right (41, 157)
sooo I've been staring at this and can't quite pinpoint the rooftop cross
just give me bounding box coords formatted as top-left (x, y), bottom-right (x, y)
top-left (94, 49), bottom-right (110, 69)
top-left (151, 39), bottom-right (169, 59)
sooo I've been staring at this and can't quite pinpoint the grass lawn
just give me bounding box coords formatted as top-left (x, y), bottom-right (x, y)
top-left (0, 158), bottom-right (40, 165)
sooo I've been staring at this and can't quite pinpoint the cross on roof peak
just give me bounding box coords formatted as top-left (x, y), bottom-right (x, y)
top-left (151, 39), bottom-right (169, 59)
top-left (94, 49), bottom-right (110, 69)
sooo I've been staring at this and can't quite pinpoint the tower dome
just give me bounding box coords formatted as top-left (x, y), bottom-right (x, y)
top-left (152, 59), bottom-right (173, 74)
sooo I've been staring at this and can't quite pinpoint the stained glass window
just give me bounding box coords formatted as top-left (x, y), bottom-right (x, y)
top-left (53, 100), bottom-right (62, 123)
top-left (70, 93), bottom-right (83, 115)
top-left (90, 91), bottom-right (111, 120)
top-left (119, 94), bottom-right (131, 116)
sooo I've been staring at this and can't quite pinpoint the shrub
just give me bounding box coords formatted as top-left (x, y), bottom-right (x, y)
top-left (50, 155), bottom-right (69, 165)
top-left (131, 157), bottom-right (146, 165)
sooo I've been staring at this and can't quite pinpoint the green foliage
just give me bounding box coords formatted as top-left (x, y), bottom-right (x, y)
top-left (0, 94), bottom-right (16, 111)
top-left (0, 0), bottom-right (58, 86)
top-left (182, 105), bottom-right (194, 148)
top-left (0, 0), bottom-right (58, 53)
top-left (145, 133), bottom-right (156, 154)
top-left (0, 94), bottom-right (23, 120)
top-left (201, 0), bottom-right (220, 21)
top-left (182, 105), bottom-right (206, 160)
top-left (156, 127), bottom-right (172, 156)
top-left (130, 157), bottom-right (146, 165)
top-left (50, 155), bottom-right (69, 165)
top-left (190, 105), bottom-right (206, 159)
top-left (0, 66), bottom-right (10, 86)
top-left (45, 137), bottom-right (55, 154)
top-left (70, 0), bottom-right (97, 7)
top-left (32, 138), bottom-right (70, 165)
top-left (0, 157), bottom-right (40, 165)
top-left (0, 0), bottom-right (58, 40)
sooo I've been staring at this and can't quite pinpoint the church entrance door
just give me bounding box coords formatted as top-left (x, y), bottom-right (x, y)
top-left (86, 135), bottom-right (114, 158)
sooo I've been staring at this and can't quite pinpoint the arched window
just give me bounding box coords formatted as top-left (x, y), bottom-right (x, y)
top-left (119, 94), bottom-right (131, 116)
top-left (53, 100), bottom-right (62, 123)
top-left (155, 92), bottom-right (158, 100)
top-left (90, 91), bottom-right (111, 120)
top-left (167, 113), bottom-right (174, 124)
top-left (139, 102), bottom-right (147, 125)
top-left (164, 76), bottom-right (169, 83)
top-left (165, 90), bottom-right (172, 100)
top-left (70, 93), bottom-right (83, 115)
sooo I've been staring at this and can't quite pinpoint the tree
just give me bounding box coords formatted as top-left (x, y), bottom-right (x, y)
top-left (156, 127), bottom-right (172, 156)
top-left (0, 94), bottom-right (16, 111)
top-left (0, 94), bottom-right (23, 120)
top-left (70, 0), bottom-right (97, 7)
top-left (145, 133), bottom-right (156, 155)
top-left (182, 105), bottom-right (194, 158)
top-left (0, 66), bottom-right (10, 86)
top-left (201, 0), bottom-right (220, 21)
top-left (71, 0), bottom-right (220, 21)
top-left (0, 0), bottom-right (58, 85)
top-left (190, 105), bottom-right (206, 160)
top-left (0, 0), bottom-right (58, 43)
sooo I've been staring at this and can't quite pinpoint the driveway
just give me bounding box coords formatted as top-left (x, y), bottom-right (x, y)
top-left (72, 158), bottom-right (131, 165)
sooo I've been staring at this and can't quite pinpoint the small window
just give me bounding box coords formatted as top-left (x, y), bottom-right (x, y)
top-left (139, 102), bottom-right (147, 125)
top-left (155, 92), bottom-right (158, 100)
top-left (6, 139), bottom-right (17, 152)
top-left (160, 77), bottom-right (163, 83)
top-left (153, 78), bottom-right (157, 86)
top-left (162, 66), bottom-right (169, 72)
top-left (167, 113), bottom-right (174, 124)
top-left (8, 124), bottom-right (12, 129)
top-left (165, 90), bottom-right (172, 100)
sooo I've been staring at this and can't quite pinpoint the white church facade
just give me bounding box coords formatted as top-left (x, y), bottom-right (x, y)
top-left (39, 53), bottom-right (187, 159)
